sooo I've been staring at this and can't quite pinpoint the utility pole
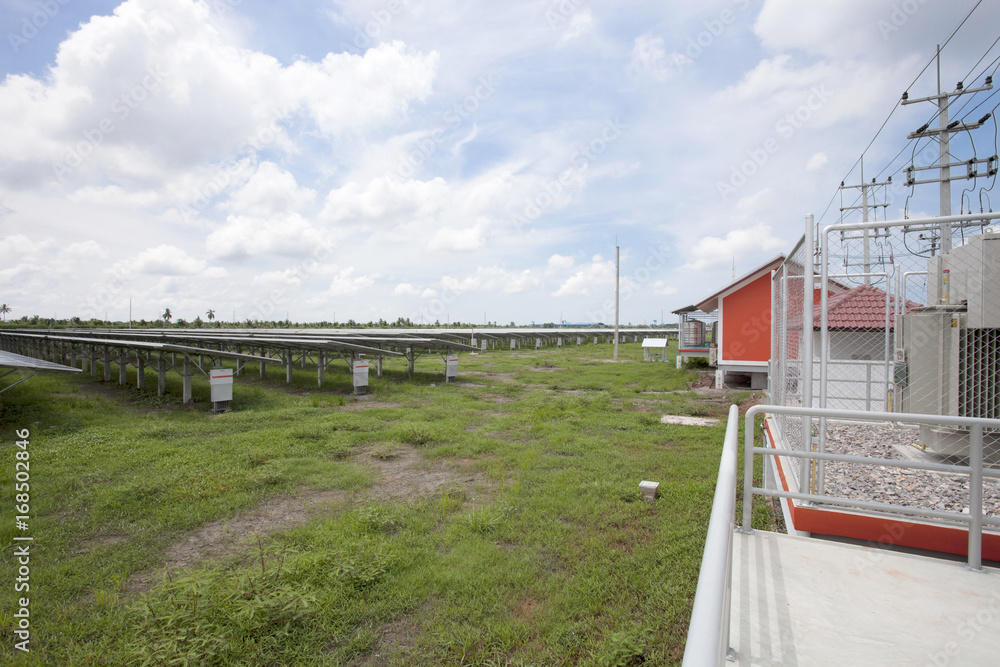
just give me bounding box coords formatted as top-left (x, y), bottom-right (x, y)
top-left (903, 45), bottom-right (995, 254)
top-left (839, 173), bottom-right (892, 284)
top-left (613, 242), bottom-right (620, 361)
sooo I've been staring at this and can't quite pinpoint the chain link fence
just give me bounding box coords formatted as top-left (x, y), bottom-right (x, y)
top-left (771, 217), bottom-right (1000, 501)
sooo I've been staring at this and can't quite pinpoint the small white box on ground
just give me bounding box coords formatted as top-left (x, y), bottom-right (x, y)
top-left (639, 480), bottom-right (659, 502)
top-left (353, 359), bottom-right (370, 395)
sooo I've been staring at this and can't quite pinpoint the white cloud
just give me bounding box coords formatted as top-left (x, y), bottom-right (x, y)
top-left (440, 266), bottom-right (541, 295)
top-left (682, 224), bottom-right (787, 272)
top-left (753, 0), bottom-right (939, 62)
top-left (132, 244), bottom-right (206, 275)
top-left (428, 218), bottom-right (489, 252)
top-left (651, 280), bottom-right (677, 296)
top-left (205, 212), bottom-right (333, 259)
top-left (627, 34), bottom-right (682, 83)
top-left (546, 253), bottom-right (575, 273)
top-left (223, 162), bottom-right (315, 218)
top-left (64, 240), bottom-right (107, 258)
top-left (202, 266), bottom-right (228, 279)
top-left (2, 234), bottom-right (53, 255)
top-left (393, 283), bottom-right (421, 296)
top-left (553, 255), bottom-right (614, 297)
top-left (287, 42), bottom-right (439, 135)
top-left (321, 176), bottom-right (449, 226)
top-left (806, 152), bottom-right (828, 171)
top-left (0, 0), bottom-right (439, 188)
top-left (327, 267), bottom-right (376, 296)
top-left (253, 269), bottom-right (304, 287)
top-left (558, 9), bottom-right (594, 46)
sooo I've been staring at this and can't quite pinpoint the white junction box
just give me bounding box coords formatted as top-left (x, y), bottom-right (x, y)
top-left (639, 480), bottom-right (659, 502)
top-left (209, 368), bottom-right (234, 413)
top-left (353, 359), bottom-right (370, 395)
top-left (445, 353), bottom-right (458, 382)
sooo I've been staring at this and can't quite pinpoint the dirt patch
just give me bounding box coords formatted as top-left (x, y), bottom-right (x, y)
top-left (341, 399), bottom-right (402, 411)
top-left (128, 488), bottom-right (348, 593)
top-left (72, 380), bottom-right (189, 412)
top-left (75, 532), bottom-right (128, 555)
top-left (738, 392), bottom-right (767, 412)
top-left (515, 596), bottom-right (543, 621)
top-left (527, 365), bottom-right (561, 372)
top-left (352, 604), bottom-right (433, 665)
top-left (481, 394), bottom-right (517, 404)
top-left (359, 447), bottom-right (483, 502)
top-left (464, 370), bottom-right (517, 382)
top-left (128, 446), bottom-right (484, 593)
top-left (687, 370), bottom-right (720, 393)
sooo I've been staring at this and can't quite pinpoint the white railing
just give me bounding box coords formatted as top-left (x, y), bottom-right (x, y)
top-left (682, 404), bottom-right (739, 666)
top-left (742, 405), bottom-right (1000, 570)
top-left (683, 404), bottom-right (1000, 666)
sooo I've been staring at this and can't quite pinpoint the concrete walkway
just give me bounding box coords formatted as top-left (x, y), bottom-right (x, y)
top-left (730, 530), bottom-right (1000, 666)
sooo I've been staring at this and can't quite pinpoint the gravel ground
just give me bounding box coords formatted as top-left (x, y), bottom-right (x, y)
top-left (820, 422), bottom-right (1000, 519)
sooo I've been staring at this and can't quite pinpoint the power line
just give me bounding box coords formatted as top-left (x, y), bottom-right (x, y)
top-left (821, 0), bottom-right (989, 226)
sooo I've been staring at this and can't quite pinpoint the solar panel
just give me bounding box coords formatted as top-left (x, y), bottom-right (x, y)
top-left (0, 350), bottom-right (83, 373)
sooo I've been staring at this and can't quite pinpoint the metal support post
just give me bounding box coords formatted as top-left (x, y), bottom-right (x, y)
top-left (157, 354), bottom-right (166, 396)
top-left (969, 424), bottom-right (984, 571)
top-left (136, 355), bottom-right (145, 390)
top-left (182, 359), bottom-right (193, 404)
top-left (802, 214), bottom-right (815, 493)
top-left (118, 350), bottom-right (127, 386)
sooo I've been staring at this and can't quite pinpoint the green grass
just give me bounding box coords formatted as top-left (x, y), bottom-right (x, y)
top-left (0, 342), bottom-right (774, 665)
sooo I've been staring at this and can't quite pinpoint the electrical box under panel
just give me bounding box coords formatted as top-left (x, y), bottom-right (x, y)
top-left (209, 368), bottom-right (233, 413)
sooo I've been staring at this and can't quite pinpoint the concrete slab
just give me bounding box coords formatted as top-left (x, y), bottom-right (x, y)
top-left (660, 415), bottom-right (721, 427)
top-left (730, 530), bottom-right (1000, 666)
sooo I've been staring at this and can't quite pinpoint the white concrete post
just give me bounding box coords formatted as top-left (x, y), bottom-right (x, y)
top-left (182, 359), bottom-right (193, 404)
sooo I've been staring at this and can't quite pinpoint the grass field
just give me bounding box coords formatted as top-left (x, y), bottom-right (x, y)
top-left (0, 340), bottom-right (771, 665)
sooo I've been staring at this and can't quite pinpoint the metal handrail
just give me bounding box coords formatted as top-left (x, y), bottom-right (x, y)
top-left (743, 405), bottom-right (1000, 571)
top-left (682, 403), bottom-right (1000, 666)
top-left (682, 404), bottom-right (739, 666)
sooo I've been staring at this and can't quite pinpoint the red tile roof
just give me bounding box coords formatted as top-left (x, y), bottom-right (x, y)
top-left (813, 284), bottom-right (920, 329)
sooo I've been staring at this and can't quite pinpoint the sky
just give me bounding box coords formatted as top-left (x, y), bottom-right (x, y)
top-left (1, 0), bottom-right (999, 326)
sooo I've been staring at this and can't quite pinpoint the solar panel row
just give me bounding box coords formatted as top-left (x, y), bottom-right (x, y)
top-left (0, 327), bottom-right (675, 403)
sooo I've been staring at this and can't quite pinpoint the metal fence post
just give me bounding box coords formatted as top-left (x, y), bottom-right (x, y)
top-left (969, 423), bottom-right (984, 571)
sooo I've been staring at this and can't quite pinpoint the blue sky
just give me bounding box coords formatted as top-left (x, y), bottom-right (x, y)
top-left (1, 0), bottom-right (998, 325)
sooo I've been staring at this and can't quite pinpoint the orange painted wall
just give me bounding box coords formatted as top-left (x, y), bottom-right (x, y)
top-left (721, 273), bottom-right (772, 362)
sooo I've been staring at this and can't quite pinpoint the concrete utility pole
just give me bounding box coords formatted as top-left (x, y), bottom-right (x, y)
top-left (613, 242), bottom-right (620, 361)
top-left (838, 172), bottom-right (892, 284)
top-left (903, 45), bottom-right (995, 255)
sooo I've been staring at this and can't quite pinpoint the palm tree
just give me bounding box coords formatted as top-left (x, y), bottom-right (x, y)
top-left (162, 308), bottom-right (172, 326)
top-left (206, 309), bottom-right (215, 323)
top-left (0, 304), bottom-right (10, 322)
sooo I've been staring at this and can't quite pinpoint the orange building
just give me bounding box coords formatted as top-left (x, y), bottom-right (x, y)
top-left (691, 256), bottom-right (784, 389)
